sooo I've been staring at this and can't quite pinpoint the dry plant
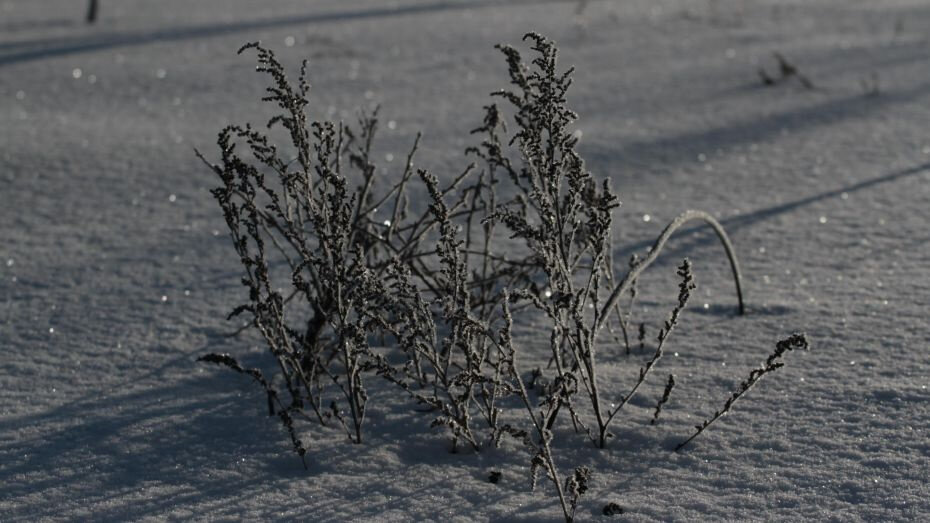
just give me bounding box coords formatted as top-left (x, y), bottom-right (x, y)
top-left (651, 374), bottom-right (676, 425)
top-left (85, 0), bottom-right (98, 24)
top-left (469, 33), bottom-right (745, 449)
top-left (497, 290), bottom-right (589, 523)
top-left (197, 34), bottom-right (807, 522)
top-left (364, 167), bottom-right (518, 452)
top-left (195, 43), bottom-right (418, 452)
top-left (675, 333), bottom-right (810, 451)
top-left (196, 42), bottom-right (537, 458)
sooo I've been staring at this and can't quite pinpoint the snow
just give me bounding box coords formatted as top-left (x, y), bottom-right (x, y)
top-left (2, 0), bottom-right (929, 520)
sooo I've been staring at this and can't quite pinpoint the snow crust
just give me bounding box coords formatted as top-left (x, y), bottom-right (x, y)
top-left (2, 0), bottom-right (929, 520)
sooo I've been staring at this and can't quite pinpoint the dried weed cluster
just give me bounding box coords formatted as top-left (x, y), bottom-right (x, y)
top-left (197, 34), bottom-right (808, 522)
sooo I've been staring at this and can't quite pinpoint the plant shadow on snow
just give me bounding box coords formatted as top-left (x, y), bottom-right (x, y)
top-left (582, 77), bottom-right (930, 176)
top-left (0, 17), bottom-right (76, 34)
top-left (0, 342), bottom-right (318, 520)
top-left (613, 160), bottom-right (930, 271)
top-left (0, 0), bottom-right (567, 66)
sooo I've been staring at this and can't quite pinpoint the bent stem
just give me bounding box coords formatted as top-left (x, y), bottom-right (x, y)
top-left (596, 209), bottom-right (744, 333)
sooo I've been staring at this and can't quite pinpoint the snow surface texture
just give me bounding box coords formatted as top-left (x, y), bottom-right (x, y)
top-left (2, 0), bottom-right (929, 520)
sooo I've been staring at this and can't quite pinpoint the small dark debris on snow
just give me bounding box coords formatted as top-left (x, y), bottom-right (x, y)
top-left (603, 502), bottom-right (624, 516)
top-left (758, 52), bottom-right (813, 89)
top-left (488, 471), bottom-right (502, 484)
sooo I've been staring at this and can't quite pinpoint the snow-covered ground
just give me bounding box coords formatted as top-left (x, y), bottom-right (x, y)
top-left (2, 0), bottom-right (929, 520)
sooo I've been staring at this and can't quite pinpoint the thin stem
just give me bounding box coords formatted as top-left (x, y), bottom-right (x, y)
top-left (597, 210), bottom-right (744, 333)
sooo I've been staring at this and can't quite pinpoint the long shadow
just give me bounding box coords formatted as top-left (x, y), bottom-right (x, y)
top-left (0, 342), bottom-right (520, 519)
top-left (584, 80), bottom-right (930, 172)
top-left (0, 18), bottom-right (77, 34)
top-left (718, 161), bottom-right (930, 233)
top-left (0, 339), bottom-right (308, 520)
top-left (0, 0), bottom-right (567, 66)
top-left (0, 390), bottom-right (285, 520)
top-left (612, 161), bottom-right (930, 273)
